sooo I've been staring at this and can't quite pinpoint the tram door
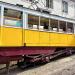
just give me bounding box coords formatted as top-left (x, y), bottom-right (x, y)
top-left (1, 8), bottom-right (23, 46)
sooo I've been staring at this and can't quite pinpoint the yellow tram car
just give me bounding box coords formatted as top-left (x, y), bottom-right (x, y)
top-left (0, 3), bottom-right (75, 47)
top-left (0, 1), bottom-right (75, 72)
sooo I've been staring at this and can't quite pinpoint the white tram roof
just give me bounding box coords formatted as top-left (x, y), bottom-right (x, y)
top-left (0, 1), bottom-right (75, 24)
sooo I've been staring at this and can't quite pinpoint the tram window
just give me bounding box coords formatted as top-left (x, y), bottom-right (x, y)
top-left (67, 22), bottom-right (74, 33)
top-left (50, 19), bottom-right (58, 32)
top-left (4, 8), bottom-right (22, 27)
top-left (59, 21), bottom-right (66, 32)
top-left (40, 17), bottom-right (49, 31)
top-left (28, 15), bottom-right (39, 29)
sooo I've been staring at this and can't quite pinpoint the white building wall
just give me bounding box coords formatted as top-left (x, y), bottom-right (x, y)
top-left (51, 0), bottom-right (62, 16)
top-left (67, 1), bottom-right (75, 18)
top-left (0, 0), bottom-right (75, 19)
top-left (50, 0), bottom-right (75, 19)
top-left (61, 0), bottom-right (75, 19)
top-left (0, 0), bottom-right (16, 4)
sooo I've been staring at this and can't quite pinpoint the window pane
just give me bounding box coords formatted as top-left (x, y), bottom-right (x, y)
top-left (28, 14), bottom-right (39, 29)
top-left (4, 8), bottom-right (22, 27)
top-left (67, 22), bottom-right (74, 33)
top-left (62, 1), bottom-right (68, 13)
top-left (46, 0), bottom-right (49, 8)
top-left (46, 0), bottom-right (53, 8)
top-left (50, 0), bottom-right (53, 8)
top-left (50, 19), bottom-right (58, 32)
top-left (59, 21), bottom-right (66, 32)
top-left (40, 17), bottom-right (49, 31)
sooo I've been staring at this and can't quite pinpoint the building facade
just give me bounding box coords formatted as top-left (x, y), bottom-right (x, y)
top-left (0, 0), bottom-right (75, 19)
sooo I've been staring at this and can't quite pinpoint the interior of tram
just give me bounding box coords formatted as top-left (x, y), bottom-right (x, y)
top-left (28, 14), bottom-right (74, 33)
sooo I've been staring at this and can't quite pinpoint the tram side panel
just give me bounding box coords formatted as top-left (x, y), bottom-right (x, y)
top-left (0, 26), bottom-right (1, 46)
top-left (0, 26), bottom-right (23, 47)
top-left (0, 7), bottom-right (23, 47)
top-left (67, 34), bottom-right (75, 46)
top-left (50, 33), bottom-right (68, 46)
top-left (0, 27), bottom-right (75, 47)
top-left (0, 6), bottom-right (74, 47)
top-left (24, 30), bottom-right (75, 47)
top-left (25, 30), bottom-right (50, 46)
top-left (39, 31), bottom-right (50, 46)
top-left (24, 30), bottom-right (39, 46)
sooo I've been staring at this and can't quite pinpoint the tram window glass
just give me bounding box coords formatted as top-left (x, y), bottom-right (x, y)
top-left (50, 19), bottom-right (58, 32)
top-left (28, 15), bottom-right (39, 29)
top-left (40, 17), bottom-right (49, 31)
top-left (67, 22), bottom-right (74, 33)
top-left (4, 8), bottom-right (22, 27)
top-left (59, 21), bottom-right (66, 32)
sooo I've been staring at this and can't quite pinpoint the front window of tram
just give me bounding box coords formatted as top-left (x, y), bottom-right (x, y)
top-left (4, 8), bottom-right (22, 27)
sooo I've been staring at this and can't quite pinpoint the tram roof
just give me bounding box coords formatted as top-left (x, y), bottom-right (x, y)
top-left (0, 1), bottom-right (75, 23)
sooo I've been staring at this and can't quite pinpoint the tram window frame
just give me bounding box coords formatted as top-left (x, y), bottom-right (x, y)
top-left (28, 14), bottom-right (39, 30)
top-left (50, 19), bottom-right (59, 32)
top-left (67, 22), bottom-right (74, 34)
top-left (59, 21), bottom-right (67, 33)
top-left (40, 17), bottom-right (49, 31)
top-left (3, 8), bottom-right (23, 27)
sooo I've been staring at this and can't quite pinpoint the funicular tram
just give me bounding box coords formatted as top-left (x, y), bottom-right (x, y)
top-left (0, 1), bottom-right (75, 73)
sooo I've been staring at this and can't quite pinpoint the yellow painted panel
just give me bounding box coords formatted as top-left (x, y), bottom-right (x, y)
top-left (67, 34), bottom-right (75, 46)
top-left (40, 37), bottom-right (49, 44)
top-left (24, 30), bottom-right (39, 44)
top-left (1, 27), bottom-right (23, 46)
top-left (24, 30), bottom-right (75, 47)
top-left (39, 44), bottom-right (50, 46)
top-left (0, 27), bottom-right (1, 46)
top-left (26, 43), bottom-right (50, 46)
top-left (40, 32), bottom-right (49, 37)
top-left (25, 30), bottom-right (50, 46)
top-left (50, 33), bottom-right (60, 45)
top-left (49, 33), bottom-right (67, 46)
top-left (39, 32), bottom-right (49, 44)
top-left (72, 35), bottom-right (75, 46)
top-left (58, 34), bottom-right (67, 46)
